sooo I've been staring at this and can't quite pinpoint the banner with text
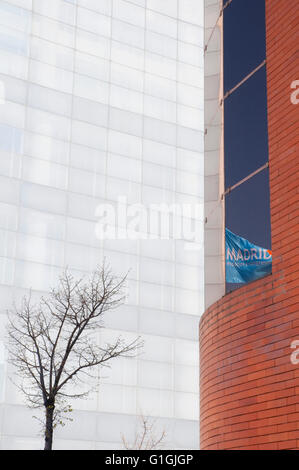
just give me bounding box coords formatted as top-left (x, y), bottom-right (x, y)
top-left (226, 228), bottom-right (272, 284)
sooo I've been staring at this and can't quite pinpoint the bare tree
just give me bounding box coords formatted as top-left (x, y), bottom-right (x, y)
top-left (7, 264), bottom-right (141, 450)
top-left (122, 414), bottom-right (166, 450)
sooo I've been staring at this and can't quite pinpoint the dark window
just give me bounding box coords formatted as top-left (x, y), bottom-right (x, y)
top-left (224, 0), bottom-right (271, 291)
top-left (224, 0), bottom-right (266, 92)
top-left (224, 66), bottom-right (269, 188)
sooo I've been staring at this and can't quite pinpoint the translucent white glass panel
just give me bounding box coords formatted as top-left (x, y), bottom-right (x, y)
top-left (0, 124), bottom-right (24, 158)
top-left (0, 0), bottom-right (204, 450)
top-left (72, 120), bottom-right (107, 150)
top-left (113, 0), bottom-right (145, 27)
top-left (146, 10), bottom-right (177, 39)
top-left (77, 7), bottom-right (111, 36)
top-left (77, 0), bottom-right (112, 15)
top-left (32, 13), bottom-right (75, 48)
top-left (69, 168), bottom-right (105, 198)
top-left (0, 341), bottom-right (6, 401)
top-left (66, 217), bottom-right (99, 247)
top-left (70, 144), bottom-right (106, 173)
top-left (178, 42), bottom-right (204, 68)
top-left (28, 84), bottom-right (72, 117)
top-left (124, 279), bottom-right (138, 306)
top-left (145, 31), bottom-right (177, 59)
top-left (106, 176), bottom-right (141, 204)
top-left (102, 357), bottom-right (137, 387)
top-left (111, 40), bottom-right (144, 70)
top-left (0, 2), bottom-right (31, 34)
top-left (144, 95), bottom-right (176, 123)
top-left (4, 0), bottom-right (32, 10)
top-left (110, 84), bottom-right (143, 114)
top-left (75, 52), bottom-right (109, 81)
top-left (143, 139), bottom-right (176, 168)
top-left (30, 37), bottom-right (74, 71)
top-left (177, 148), bottom-right (204, 175)
top-left (33, 0), bottom-right (76, 25)
top-left (176, 287), bottom-right (203, 316)
top-left (175, 264), bottom-right (203, 291)
top-left (26, 108), bottom-right (71, 142)
top-left (22, 156), bottom-right (67, 190)
top-left (76, 29), bottom-right (110, 59)
top-left (177, 126), bottom-right (204, 153)
top-left (29, 60), bottom-right (73, 94)
top-left (0, 257), bottom-right (14, 285)
top-left (23, 132), bottom-right (69, 165)
top-left (178, 62), bottom-right (203, 88)
top-left (144, 73), bottom-right (176, 101)
top-left (136, 388), bottom-right (174, 418)
top-left (139, 361), bottom-right (173, 390)
top-left (148, 0), bottom-right (178, 17)
top-left (104, 250), bottom-right (138, 281)
top-left (0, 101), bottom-right (25, 129)
top-left (98, 384), bottom-right (137, 414)
top-left (145, 52), bottom-right (176, 80)
top-left (19, 207), bottom-right (66, 240)
top-left (139, 282), bottom-right (173, 311)
top-left (178, 0), bottom-right (204, 26)
top-left (74, 74), bottom-right (109, 104)
top-left (142, 162), bottom-right (175, 190)
top-left (178, 22), bottom-right (204, 47)
top-left (0, 175), bottom-right (19, 205)
top-left (0, 50), bottom-right (28, 80)
top-left (177, 104), bottom-right (204, 130)
top-left (20, 182), bottom-right (67, 215)
top-left (175, 339), bottom-right (198, 366)
top-left (140, 239), bottom-right (174, 261)
top-left (140, 258), bottom-right (174, 286)
top-left (14, 259), bottom-right (62, 291)
top-left (107, 154), bottom-right (141, 183)
top-left (142, 334), bottom-right (175, 363)
top-left (101, 303), bottom-right (139, 331)
top-left (109, 107), bottom-right (143, 137)
top-left (73, 97), bottom-right (109, 128)
top-left (108, 130), bottom-right (142, 159)
top-left (175, 392), bottom-right (198, 420)
top-left (175, 365), bottom-right (199, 393)
top-left (0, 24), bottom-right (28, 55)
top-left (0, 152), bottom-right (21, 180)
top-left (65, 243), bottom-right (102, 271)
top-left (16, 233), bottom-right (64, 266)
top-left (175, 314), bottom-right (199, 341)
top-left (67, 193), bottom-right (103, 222)
top-left (177, 83), bottom-right (204, 108)
top-left (0, 203), bottom-right (18, 231)
top-left (111, 62), bottom-right (144, 92)
top-left (139, 307), bottom-right (175, 337)
top-left (175, 239), bottom-right (202, 267)
top-left (0, 229), bottom-right (16, 259)
top-left (144, 117), bottom-right (176, 146)
top-left (142, 184), bottom-right (174, 205)
top-left (0, 74), bottom-right (27, 105)
top-left (112, 19), bottom-right (144, 49)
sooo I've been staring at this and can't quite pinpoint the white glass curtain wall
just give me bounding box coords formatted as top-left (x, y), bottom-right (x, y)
top-left (0, 0), bottom-right (204, 450)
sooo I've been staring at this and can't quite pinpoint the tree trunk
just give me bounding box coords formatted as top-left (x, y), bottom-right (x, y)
top-left (44, 400), bottom-right (55, 451)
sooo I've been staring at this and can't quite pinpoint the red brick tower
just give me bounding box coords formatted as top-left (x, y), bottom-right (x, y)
top-left (200, 0), bottom-right (299, 450)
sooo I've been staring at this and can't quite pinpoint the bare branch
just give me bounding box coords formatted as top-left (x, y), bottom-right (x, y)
top-left (122, 414), bottom-right (167, 450)
top-left (6, 262), bottom-right (142, 450)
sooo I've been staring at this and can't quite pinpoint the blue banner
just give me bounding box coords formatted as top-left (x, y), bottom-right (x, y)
top-left (226, 228), bottom-right (272, 284)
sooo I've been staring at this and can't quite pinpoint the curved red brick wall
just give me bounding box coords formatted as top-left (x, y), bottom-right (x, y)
top-left (200, 0), bottom-right (299, 450)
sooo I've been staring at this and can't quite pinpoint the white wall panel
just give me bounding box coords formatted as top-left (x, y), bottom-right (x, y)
top-left (0, 0), bottom-right (205, 450)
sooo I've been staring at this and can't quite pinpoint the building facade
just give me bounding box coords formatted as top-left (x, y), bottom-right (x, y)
top-left (0, 0), bottom-right (205, 449)
top-left (200, 0), bottom-right (299, 449)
